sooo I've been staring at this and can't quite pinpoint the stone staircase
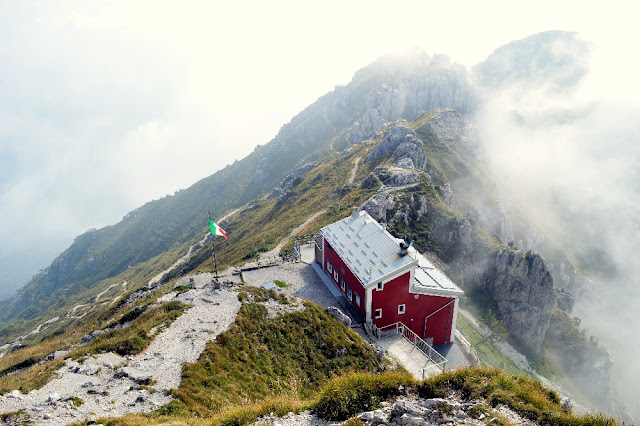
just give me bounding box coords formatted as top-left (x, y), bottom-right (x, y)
top-left (376, 334), bottom-right (444, 379)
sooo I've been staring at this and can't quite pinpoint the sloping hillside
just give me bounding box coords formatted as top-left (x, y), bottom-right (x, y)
top-left (0, 49), bottom-right (475, 336)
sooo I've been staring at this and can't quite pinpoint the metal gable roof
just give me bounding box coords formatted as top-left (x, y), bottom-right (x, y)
top-left (411, 247), bottom-right (464, 297)
top-left (320, 210), bottom-right (417, 287)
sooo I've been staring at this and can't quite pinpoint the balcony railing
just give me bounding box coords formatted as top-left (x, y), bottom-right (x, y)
top-left (373, 321), bottom-right (447, 376)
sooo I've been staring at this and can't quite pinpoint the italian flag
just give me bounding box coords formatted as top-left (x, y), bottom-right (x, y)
top-left (209, 220), bottom-right (228, 239)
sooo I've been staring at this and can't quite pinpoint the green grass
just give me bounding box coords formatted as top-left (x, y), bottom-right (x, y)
top-left (173, 141), bottom-right (380, 276)
top-left (273, 280), bottom-right (288, 288)
top-left (419, 367), bottom-right (617, 425)
top-left (107, 290), bottom-right (386, 424)
top-left (71, 301), bottom-right (188, 358)
top-left (64, 396), bottom-right (84, 407)
top-left (313, 371), bottom-right (415, 420)
top-left (456, 315), bottom-right (527, 376)
top-left (169, 297), bottom-right (383, 417)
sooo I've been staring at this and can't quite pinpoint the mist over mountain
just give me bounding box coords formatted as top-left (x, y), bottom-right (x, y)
top-left (1, 30), bottom-right (637, 421)
top-left (475, 31), bottom-right (640, 419)
top-left (0, 47), bottom-right (474, 324)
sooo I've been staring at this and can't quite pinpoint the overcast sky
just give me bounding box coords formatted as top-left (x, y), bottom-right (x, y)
top-left (0, 0), bottom-right (638, 295)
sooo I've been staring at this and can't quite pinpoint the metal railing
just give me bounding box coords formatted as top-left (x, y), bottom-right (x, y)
top-left (374, 321), bottom-right (447, 376)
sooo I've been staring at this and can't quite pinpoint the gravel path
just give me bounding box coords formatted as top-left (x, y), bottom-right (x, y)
top-left (260, 211), bottom-right (326, 260)
top-left (0, 273), bottom-right (241, 426)
top-left (242, 262), bottom-right (341, 309)
top-left (347, 156), bottom-right (361, 185)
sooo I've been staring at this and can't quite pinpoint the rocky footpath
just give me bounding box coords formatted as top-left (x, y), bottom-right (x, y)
top-left (0, 274), bottom-right (241, 426)
top-left (256, 395), bottom-right (536, 425)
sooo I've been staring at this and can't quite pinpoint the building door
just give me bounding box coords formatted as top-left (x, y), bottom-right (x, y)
top-left (314, 235), bottom-right (323, 264)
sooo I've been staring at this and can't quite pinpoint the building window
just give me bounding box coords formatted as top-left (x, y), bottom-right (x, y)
top-left (355, 293), bottom-right (361, 307)
top-left (340, 277), bottom-right (346, 291)
top-left (375, 308), bottom-right (382, 319)
top-left (333, 270), bottom-right (338, 282)
top-left (398, 304), bottom-right (406, 314)
top-left (376, 282), bottom-right (383, 291)
top-left (327, 261), bottom-right (332, 273)
top-left (341, 267), bottom-right (345, 274)
top-left (347, 286), bottom-right (352, 300)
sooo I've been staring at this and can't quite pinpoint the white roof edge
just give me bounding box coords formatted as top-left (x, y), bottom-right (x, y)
top-left (411, 284), bottom-right (464, 298)
top-left (363, 257), bottom-right (418, 288)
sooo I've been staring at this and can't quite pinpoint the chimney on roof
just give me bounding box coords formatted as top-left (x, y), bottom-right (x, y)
top-left (351, 207), bottom-right (360, 218)
top-left (399, 236), bottom-right (412, 256)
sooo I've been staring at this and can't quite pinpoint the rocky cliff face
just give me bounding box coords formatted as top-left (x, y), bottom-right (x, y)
top-left (345, 53), bottom-right (475, 144)
top-left (483, 249), bottom-right (557, 354)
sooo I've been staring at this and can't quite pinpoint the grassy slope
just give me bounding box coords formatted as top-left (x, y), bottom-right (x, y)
top-left (93, 290), bottom-right (615, 425)
top-left (166, 140), bottom-right (381, 277)
top-left (0, 139), bottom-right (377, 396)
top-left (0, 298), bottom-right (188, 395)
top-left (102, 289), bottom-right (390, 425)
top-left (0, 85), bottom-right (343, 334)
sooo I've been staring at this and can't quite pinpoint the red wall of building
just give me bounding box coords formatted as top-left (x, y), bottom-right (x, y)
top-left (371, 275), bottom-right (455, 346)
top-left (323, 239), bottom-right (366, 316)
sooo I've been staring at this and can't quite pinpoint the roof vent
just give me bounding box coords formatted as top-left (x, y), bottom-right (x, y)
top-left (399, 236), bottom-right (412, 256)
top-left (351, 207), bottom-right (360, 218)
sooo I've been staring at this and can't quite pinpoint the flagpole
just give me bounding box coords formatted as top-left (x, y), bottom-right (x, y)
top-left (208, 209), bottom-right (219, 279)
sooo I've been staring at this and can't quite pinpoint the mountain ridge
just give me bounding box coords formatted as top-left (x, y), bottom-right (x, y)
top-left (0, 48), bottom-right (477, 329)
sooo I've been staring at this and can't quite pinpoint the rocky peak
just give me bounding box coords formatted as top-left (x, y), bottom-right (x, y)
top-left (474, 30), bottom-right (589, 90)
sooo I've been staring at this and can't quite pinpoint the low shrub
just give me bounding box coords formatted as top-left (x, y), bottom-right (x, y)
top-left (313, 371), bottom-right (415, 420)
top-left (418, 367), bottom-right (617, 425)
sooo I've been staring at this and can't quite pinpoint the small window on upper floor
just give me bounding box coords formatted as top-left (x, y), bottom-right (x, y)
top-left (327, 261), bottom-right (332, 273)
top-left (376, 282), bottom-right (383, 291)
top-left (398, 304), bottom-right (406, 314)
top-left (355, 293), bottom-right (361, 307)
top-left (340, 277), bottom-right (346, 291)
top-left (333, 270), bottom-right (339, 282)
top-left (375, 308), bottom-right (382, 319)
top-left (347, 286), bottom-right (353, 300)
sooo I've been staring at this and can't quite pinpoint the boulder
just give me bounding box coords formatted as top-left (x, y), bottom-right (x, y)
top-left (363, 193), bottom-right (395, 222)
top-left (391, 400), bottom-right (426, 417)
top-left (556, 289), bottom-right (575, 312)
top-left (366, 126), bottom-right (427, 171)
top-left (373, 168), bottom-right (420, 187)
top-left (325, 307), bottom-right (351, 327)
top-left (7, 390), bottom-right (23, 400)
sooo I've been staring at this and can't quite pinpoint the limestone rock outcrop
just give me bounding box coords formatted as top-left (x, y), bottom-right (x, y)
top-left (484, 249), bottom-right (557, 354)
top-left (366, 126), bottom-right (427, 171)
top-left (373, 168), bottom-right (421, 187)
top-left (269, 163), bottom-right (317, 201)
top-left (363, 193), bottom-right (396, 223)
